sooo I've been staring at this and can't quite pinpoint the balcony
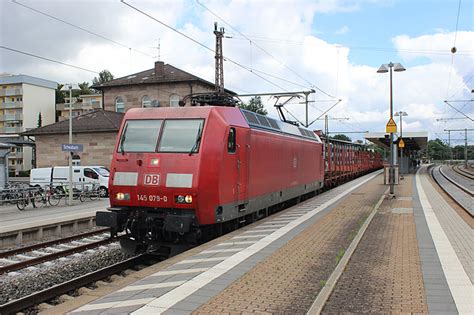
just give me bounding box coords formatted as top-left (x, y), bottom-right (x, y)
top-left (0, 88), bottom-right (23, 97)
top-left (8, 151), bottom-right (23, 159)
top-left (0, 101), bottom-right (23, 109)
top-left (0, 126), bottom-right (23, 134)
top-left (0, 114), bottom-right (23, 122)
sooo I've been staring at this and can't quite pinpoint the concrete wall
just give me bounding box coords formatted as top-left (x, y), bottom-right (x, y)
top-left (103, 82), bottom-right (214, 112)
top-left (35, 132), bottom-right (117, 168)
top-left (22, 83), bottom-right (55, 129)
top-left (22, 83), bottom-right (56, 170)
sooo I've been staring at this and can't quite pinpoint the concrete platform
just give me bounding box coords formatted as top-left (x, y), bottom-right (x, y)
top-left (0, 200), bottom-right (108, 235)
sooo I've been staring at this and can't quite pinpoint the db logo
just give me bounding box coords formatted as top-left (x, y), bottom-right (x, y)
top-left (144, 174), bottom-right (160, 186)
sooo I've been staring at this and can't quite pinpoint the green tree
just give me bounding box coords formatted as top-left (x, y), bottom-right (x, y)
top-left (426, 139), bottom-right (449, 161)
top-left (55, 84), bottom-right (65, 103)
top-left (238, 96), bottom-right (267, 115)
top-left (78, 82), bottom-right (92, 95)
top-left (37, 112), bottom-right (42, 128)
top-left (331, 134), bottom-right (351, 142)
top-left (92, 70), bottom-right (114, 86)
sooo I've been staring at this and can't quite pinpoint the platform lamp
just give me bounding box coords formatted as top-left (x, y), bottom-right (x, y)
top-left (395, 111), bottom-right (408, 175)
top-left (377, 62), bottom-right (406, 195)
top-left (60, 83), bottom-right (79, 205)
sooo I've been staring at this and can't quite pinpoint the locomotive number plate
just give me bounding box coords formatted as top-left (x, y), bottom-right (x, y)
top-left (144, 174), bottom-right (160, 186)
top-left (137, 194), bottom-right (168, 202)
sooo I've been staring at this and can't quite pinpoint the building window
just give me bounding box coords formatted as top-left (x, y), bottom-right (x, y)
top-left (170, 94), bottom-right (180, 107)
top-left (115, 96), bottom-right (125, 113)
top-left (142, 95), bottom-right (152, 108)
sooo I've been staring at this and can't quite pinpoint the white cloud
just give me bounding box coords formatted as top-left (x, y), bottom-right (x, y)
top-left (335, 26), bottom-right (349, 35)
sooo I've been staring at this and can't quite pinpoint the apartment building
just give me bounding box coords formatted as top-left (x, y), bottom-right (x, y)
top-left (0, 74), bottom-right (56, 173)
top-left (57, 94), bottom-right (102, 121)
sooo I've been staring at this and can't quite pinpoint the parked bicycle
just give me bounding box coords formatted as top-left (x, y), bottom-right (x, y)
top-left (16, 187), bottom-right (42, 210)
top-left (79, 184), bottom-right (101, 202)
top-left (32, 186), bottom-right (63, 207)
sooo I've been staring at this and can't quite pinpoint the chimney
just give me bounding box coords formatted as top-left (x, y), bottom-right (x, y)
top-left (154, 61), bottom-right (164, 77)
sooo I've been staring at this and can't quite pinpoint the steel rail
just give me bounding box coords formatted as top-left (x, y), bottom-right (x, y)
top-left (453, 164), bottom-right (474, 180)
top-left (0, 228), bottom-right (110, 259)
top-left (0, 254), bottom-right (155, 314)
top-left (439, 166), bottom-right (473, 196)
top-left (0, 236), bottom-right (121, 275)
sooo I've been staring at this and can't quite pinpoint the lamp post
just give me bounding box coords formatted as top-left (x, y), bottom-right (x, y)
top-left (61, 84), bottom-right (78, 205)
top-left (395, 111), bottom-right (408, 175)
top-left (377, 62), bottom-right (406, 195)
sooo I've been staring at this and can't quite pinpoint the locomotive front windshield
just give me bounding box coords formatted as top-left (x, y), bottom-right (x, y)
top-left (118, 119), bottom-right (204, 153)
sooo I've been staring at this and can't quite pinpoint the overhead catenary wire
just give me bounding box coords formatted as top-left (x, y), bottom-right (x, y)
top-left (227, 34), bottom-right (474, 56)
top-left (120, 0), bottom-right (288, 91)
top-left (195, 0), bottom-right (337, 99)
top-left (12, 0), bottom-right (155, 59)
top-left (0, 45), bottom-right (99, 74)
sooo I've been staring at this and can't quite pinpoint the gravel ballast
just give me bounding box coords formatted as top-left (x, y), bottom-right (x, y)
top-left (0, 243), bottom-right (133, 305)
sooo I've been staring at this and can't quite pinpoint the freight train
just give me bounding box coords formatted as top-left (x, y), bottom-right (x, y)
top-left (97, 98), bottom-right (382, 253)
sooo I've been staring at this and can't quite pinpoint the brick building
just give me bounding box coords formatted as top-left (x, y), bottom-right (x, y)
top-left (21, 110), bottom-right (123, 168)
top-left (93, 61), bottom-right (234, 112)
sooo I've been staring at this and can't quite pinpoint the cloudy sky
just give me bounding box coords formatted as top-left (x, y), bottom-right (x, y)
top-left (1, 0), bottom-right (473, 143)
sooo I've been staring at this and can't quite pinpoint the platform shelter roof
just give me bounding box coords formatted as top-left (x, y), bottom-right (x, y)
top-left (365, 131), bottom-right (428, 151)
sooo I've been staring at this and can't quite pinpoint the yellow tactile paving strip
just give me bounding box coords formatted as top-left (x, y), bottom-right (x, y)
top-left (194, 175), bottom-right (386, 314)
top-left (323, 175), bottom-right (428, 314)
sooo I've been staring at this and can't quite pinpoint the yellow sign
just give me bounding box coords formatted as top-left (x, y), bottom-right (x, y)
top-left (386, 117), bottom-right (397, 133)
top-left (399, 138), bottom-right (405, 148)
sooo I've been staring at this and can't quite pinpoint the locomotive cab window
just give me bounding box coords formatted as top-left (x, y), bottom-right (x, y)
top-left (227, 127), bottom-right (236, 153)
top-left (158, 119), bottom-right (204, 153)
top-left (118, 120), bottom-right (163, 153)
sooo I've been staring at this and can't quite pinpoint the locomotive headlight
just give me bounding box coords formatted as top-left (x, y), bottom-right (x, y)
top-left (116, 192), bottom-right (130, 200)
top-left (175, 194), bottom-right (193, 204)
top-left (150, 158), bottom-right (159, 166)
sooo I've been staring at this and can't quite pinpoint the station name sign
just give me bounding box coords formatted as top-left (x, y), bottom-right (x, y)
top-left (61, 143), bottom-right (83, 152)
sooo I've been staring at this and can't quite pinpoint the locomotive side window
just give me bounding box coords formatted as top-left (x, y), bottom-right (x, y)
top-left (228, 127), bottom-right (236, 153)
top-left (118, 120), bottom-right (163, 153)
top-left (158, 119), bottom-right (204, 153)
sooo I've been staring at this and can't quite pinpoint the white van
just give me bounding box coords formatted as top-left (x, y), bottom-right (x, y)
top-left (30, 166), bottom-right (109, 196)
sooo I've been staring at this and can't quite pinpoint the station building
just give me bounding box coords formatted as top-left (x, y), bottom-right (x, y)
top-left (92, 61), bottom-right (235, 112)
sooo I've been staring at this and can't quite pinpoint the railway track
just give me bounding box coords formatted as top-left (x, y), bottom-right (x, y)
top-left (0, 253), bottom-right (160, 314)
top-left (0, 229), bottom-right (117, 275)
top-left (430, 165), bottom-right (473, 217)
top-left (452, 164), bottom-right (474, 180)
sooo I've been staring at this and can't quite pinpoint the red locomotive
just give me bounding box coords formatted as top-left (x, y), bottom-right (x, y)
top-left (97, 98), bottom-right (381, 253)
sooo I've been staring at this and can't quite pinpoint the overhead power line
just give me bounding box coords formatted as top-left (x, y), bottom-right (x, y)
top-left (195, 0), bottom-right (337, 99)
top-left (12, 0), bottom-right (155, 59)
top-left (227, 34), bottom-right (474, 56)
top-left (121, 0), bottom-right (295, 91)
top-left (0, 45), bottom-right (99, 74)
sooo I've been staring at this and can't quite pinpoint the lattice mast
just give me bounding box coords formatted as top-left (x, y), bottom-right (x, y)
top-left (214, 22), bottom-right (225, 93)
